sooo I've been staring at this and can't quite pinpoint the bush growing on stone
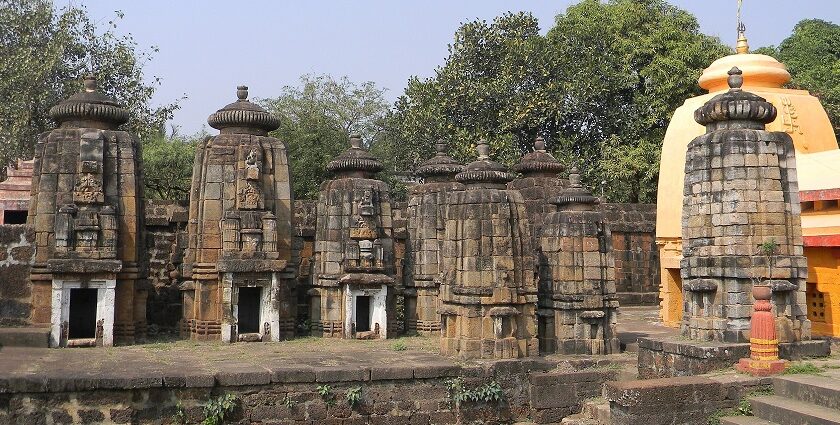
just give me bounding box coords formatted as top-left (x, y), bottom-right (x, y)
top-left (345, 386), bottom-right (363, 407)
top-left (202, 393), bottom-right (238, 425)
top-left (316, 384), bottom-right (336, 406)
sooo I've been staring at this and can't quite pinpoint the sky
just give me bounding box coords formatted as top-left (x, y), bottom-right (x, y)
top-left (56, 0), bottom-right (840, 134)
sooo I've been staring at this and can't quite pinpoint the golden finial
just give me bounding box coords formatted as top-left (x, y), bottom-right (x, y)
top-left (736, 0), bottom-right (749, 54)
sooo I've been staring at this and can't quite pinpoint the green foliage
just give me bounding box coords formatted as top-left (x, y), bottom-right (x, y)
top-left (172, 401), bottom-right (187, 424)
top-left (0, 0), bottom-right (180, 170)
top-left (262, 74), bottom-right (391, 199)
top-left (282, 394), bottom-right (297, 408)
top-left (141, 131), bottom-right (201, 200)
top-left (345, 386), bottom-right (363, 407)
top-left (444, 377), bottom-right (505, 406)
top-left (201, 393), bottom-right (238, 425)
top-left (707, 388), bottom-right (773, 425)
top-left (758, 240), bottom-right (779, 256)
top-left (759, 19), bottom-right (840, 139)
top-left (391, 1), bottom-right (730, 202)
top-left (390, 340), bottom-right (408, 351)
top-left (316, 384), bottom-right (336, 406)
top-left (783, 362), bottom-right (823, 375)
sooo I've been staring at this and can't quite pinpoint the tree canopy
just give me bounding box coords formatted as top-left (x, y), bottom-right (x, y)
top-left (390, 0), bottom-right (731, 202)
top-left (262, 74), bottom-right (391, 199)
top-left (0, 0), bottom-right (178, 170)
top-left (142, 131), bottom-right (201, 201)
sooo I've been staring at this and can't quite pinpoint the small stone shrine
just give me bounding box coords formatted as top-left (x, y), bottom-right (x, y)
top-left (538, 168), bottom-right (619, 354)
top-left (439, 141), bottom-right (537, 359)
top-left (310, 134), bottom-right (396, 339)
top-left (28, 75), bottom-right (147, 347)
top-left (180, 86), bottom-right (295, 343)
top-left (681, 67), bottom-right (809, 343)
top-left (405, 140), bottom-right (464, 336)
top-left (509, 136), bottom-right (566, 243)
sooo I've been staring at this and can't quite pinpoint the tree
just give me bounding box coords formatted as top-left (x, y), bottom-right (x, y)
top-left (756, 19), bottom-right (840, 139)
top-left (262, 74), bottom-right (391, 199)
top-left (0, 0), bottom-right (179, 170)
top-left (392, 1), bottom-right (730, 202)
top-left (142, 130), bottom-right (201, 200)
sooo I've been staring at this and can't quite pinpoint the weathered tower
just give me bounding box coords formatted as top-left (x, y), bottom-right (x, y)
top-left (681, 68), bottom-right (809, 343)
top-left (181, 86), bottom-right (295, 343)
top-left (28, 75), bottom-right (147, 347)
top-left (405, 140), bottom-right (464, 336)
top-left (539, 168), bottom-right (619, 354)
top-left (439, 141), bottom-right (537, 359)
top-left (311, 135), bottom-right (396, 339)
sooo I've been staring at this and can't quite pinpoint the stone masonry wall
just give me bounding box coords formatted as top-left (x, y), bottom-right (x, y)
top-left (605, 374), bottom-right (770, 425)
top-left (602, 204), bottom-right (659, 306)
top-left (0, 225), bottom-right (35, 326)
top-left (145, 201), bottom-right (189, 330)
top-left (0, 358), bottom-right (618, 424)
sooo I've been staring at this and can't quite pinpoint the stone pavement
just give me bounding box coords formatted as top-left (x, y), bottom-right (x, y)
top-left (0, 306), bottom-right (666, 387)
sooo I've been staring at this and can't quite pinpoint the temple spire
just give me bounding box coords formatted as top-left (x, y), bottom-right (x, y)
top-left (736, 0), bottom-right (749, 54)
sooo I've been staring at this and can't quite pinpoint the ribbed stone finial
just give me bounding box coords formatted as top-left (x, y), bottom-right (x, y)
top-left (569, 167), bottom-right (581, 187)
top-left (237, 85), bottom-right (248, 101)
top-left (435, 139), bottom-right (447, 155)
top-left (534, 136), bottom-right (546, 152)
top-left (83, 75), bottom-right (97, 92)
top-left (476, 140), bottom-right (490, 160)
top-left (554, 165), bottom-right (597, 207)
top-left (350, 134), bottom-right (363, 149)
top-left (728, 67), bottom-right (743, 91)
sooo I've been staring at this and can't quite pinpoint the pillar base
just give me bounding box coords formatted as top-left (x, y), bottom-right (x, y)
top-left (735, 357), bottom-right (787, 376)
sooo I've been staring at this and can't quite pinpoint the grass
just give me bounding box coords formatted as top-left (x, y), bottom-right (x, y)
top-left (707, 388), bottom-right (774, 425)
top-left (783, 362), bottom-right (824, 375)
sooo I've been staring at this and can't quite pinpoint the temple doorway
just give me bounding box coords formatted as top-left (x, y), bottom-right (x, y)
top-left (68, 288), bottom-right (98, 340)
top-left (355, 295), bottom-right (371, 332)
top-left (237, 287), bottom-right (262, 334)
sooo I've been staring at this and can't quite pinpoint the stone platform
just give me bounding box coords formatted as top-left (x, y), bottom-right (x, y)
top-left (0, 336), bottom-right (637, 424)
top-left (638, 336), bottom-right (831, 378)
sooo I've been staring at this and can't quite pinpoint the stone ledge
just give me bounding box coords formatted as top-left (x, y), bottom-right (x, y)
top-left (638, 336), bottom-right (831, 378)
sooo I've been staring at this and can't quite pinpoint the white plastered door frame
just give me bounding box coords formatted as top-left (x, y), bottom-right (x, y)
top-left (49, 279), bottom-right (116, 347)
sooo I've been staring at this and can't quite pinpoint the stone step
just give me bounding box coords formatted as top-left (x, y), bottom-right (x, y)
top-left (0, 327), bottom-right (50, 348)
top-left (750, 395), bottom-right (840, 425)
top-left (719, 416), bottom-right (778, 425)
top-left (773, 372), bottom-right (840, 410)
top-left (560, 398), bottom-right (609, 425)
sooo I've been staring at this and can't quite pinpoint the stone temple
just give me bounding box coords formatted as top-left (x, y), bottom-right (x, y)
top-left (439, 141), bottom-right (538, 359)
top-left (539, 168), bottom-right (619, 354)
top-left (310, 134), bottom-right (397, 339)
top-left (405, 140), bottom-right (464, 336)
top-left (681, 67), bottom-right (809, 343)
top-left (28, 75), bottom-right (147, 347)
top-left (180, 86), bottom-right (296, 343)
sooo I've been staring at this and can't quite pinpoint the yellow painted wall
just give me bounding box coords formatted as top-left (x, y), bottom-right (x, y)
top-left (805, 247), bottom-right (840, 336)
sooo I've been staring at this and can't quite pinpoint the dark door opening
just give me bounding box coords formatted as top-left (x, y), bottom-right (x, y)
top-left (68, 288), bottom-right (98, 339)
top-left (355, 296), bottom-right (371, 332)
top-left (238, 287), bottom-right (261, 334)
top-left (3, 210), bottom-right (27, 224)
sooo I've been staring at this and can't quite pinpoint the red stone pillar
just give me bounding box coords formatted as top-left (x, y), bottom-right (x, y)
top-left (736, 284), bottom-right (787, 375)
